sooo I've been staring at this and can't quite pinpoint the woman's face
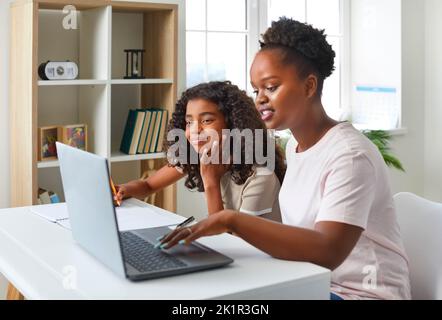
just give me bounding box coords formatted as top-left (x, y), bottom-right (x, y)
top-left (250, 49), bottom-right (314, 131)
top-left (185, 98), bottom-right (227, 154)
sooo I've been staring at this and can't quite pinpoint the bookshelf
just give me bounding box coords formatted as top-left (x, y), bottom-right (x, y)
top-left (10, 0), bottom-right (184, 213)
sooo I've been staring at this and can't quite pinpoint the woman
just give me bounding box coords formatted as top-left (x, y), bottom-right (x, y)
top-left (159, 18), bottom-right (411, 300)
top-left (116, 81), bottom-right (285, 221)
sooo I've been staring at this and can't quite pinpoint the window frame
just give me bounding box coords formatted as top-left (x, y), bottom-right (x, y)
top-left (185, 0), bottom-right (250, 89)
top-left (185, 0), bottom-right (351, 117)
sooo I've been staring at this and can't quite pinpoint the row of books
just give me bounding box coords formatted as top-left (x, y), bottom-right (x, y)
top-left (37, 188), bottom-right (61, 205)
top-left (120, 108), bottom-right (169, 155)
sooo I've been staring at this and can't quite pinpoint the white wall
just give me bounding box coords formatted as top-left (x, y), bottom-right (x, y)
top-left (387, 0), bottom-right (426, 196)
top-left (424, 0), bottom-right (442, 202)
top-left (351, 0), bottom-right (426, 197)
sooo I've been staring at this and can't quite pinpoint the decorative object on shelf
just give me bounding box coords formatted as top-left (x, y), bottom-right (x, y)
top-left (38, 188), bottom-right (61, 205)
top-left (38, 126), bottom-right (60, 161)
top-left (61, 124), bottom-right (88, 152)
top-left (124, 49), bottom-right (146, 79)
top-left (38, 61), bottom-right (79, 80)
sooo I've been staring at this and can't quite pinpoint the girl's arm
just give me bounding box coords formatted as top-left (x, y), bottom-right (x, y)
top-left (160, 210), bottom-right (363, 271)
top-left (203, 184), bottom-right (224, 215)
top-left (200, 140), bottom-right (229, 215)
top-left (115, 165), bottom-right (184, 202)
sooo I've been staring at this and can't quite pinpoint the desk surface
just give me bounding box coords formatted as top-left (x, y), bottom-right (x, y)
top-left (0, 203), bottom-right (330, 300)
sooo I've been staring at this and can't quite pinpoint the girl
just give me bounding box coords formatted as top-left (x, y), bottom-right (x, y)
top-left (116, 81), bottom-right (285, 222)
top-left (159, 18), bottom-right (411, 300)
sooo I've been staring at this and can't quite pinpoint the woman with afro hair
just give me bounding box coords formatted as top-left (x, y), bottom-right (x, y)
top-left (116, 81), bottom-right (286, 222)
top-left (159, 18), bottom-right (411, 300)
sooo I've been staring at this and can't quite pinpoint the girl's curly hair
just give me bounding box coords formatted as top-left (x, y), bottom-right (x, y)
top-left (165, 81), bottom-right (286, 192)
top-left (260, 17), bottom-right (336, 95)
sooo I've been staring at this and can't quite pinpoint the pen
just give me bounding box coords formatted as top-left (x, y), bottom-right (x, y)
top-left (156, 216), bottom-right (195, 243)
top-left (109, 177), bottom-right (121, 207)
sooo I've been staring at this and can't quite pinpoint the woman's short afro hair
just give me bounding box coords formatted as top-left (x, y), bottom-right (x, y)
top-left (260, 17), bottom-right (335, 83)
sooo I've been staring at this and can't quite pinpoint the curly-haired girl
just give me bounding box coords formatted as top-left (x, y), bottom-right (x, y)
top-left (116, 81), bottom-right (286, 222)
top-left (160, 18), bottom-right (411, 300)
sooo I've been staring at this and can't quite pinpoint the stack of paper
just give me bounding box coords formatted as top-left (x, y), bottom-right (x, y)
top-left (30, 199), bottom-right (185, 231)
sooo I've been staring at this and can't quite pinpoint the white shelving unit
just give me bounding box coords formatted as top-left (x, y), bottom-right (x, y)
top-left (11, 0), bottom-right (182, 213)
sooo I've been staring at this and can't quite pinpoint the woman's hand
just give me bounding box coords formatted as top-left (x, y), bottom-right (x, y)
top-left (158, 210), bottom-right (236, 249)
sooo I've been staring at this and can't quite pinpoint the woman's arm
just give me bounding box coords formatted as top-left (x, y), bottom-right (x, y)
top-left (227, 212), bottom-right (363, 270)
top-left (160, 210), bottom-right (362, 271)
top-left (115, 165), bottom-right (184, 202)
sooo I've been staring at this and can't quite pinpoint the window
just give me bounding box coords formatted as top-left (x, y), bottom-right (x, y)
top-left (185, 0), bottom-right (348, 121)
top-left (266, 0), bottom-right (347, 120)
top-left (186, 0), bottom-right (249, 89)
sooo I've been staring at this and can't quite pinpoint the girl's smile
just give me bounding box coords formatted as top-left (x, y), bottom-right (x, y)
top-left (185, 98), bottom-right (227, 154)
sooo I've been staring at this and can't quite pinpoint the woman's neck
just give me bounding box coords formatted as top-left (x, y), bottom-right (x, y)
top-left (290, 102), bottom-right (338, 153)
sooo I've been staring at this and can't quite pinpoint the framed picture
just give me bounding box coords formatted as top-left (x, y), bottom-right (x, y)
top-left (38, 126), bottom-right (60, 161)
top-left (61, 124), bottom-right (88, 151)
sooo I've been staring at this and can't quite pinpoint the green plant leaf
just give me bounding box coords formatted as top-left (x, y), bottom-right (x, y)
top-left (363, 130), bottom-right (405, 172)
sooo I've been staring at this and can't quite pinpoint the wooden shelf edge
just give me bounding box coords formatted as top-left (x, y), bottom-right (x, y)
top-left (38, 80), bottom-right (108, 86)
top-left (37, 152), bottom-right (167, 168)
top-left (110, 152), bottom-right (167, 163)
top-left (110, 79), bottom-right (173, 85)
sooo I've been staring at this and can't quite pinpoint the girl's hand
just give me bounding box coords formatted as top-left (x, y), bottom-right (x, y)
top-left (158, 210), bottom-right (236, 249)
top-left (114, 184), bottom-right (129, 203)
top-left (200, 136), bottom-right (229, 188)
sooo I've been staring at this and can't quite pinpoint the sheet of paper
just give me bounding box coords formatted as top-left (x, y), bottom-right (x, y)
top-left (30, 203), bottom-right (69, 222)
top-left (57, 219), bottom-right (71, 230)
top-left (115, 200), bottom-right (185, 231)
top-left (30, 200), bottom-right (186, 231)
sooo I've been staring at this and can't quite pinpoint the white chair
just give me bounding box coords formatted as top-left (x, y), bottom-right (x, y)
top-left (394, 192), bottom-right (442, 300)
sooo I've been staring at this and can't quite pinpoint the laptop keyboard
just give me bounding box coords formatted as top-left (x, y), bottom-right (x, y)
top-left (120, 231), bottom-right (187, 273)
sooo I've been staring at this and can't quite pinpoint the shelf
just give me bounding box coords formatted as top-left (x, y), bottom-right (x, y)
top-left (37, 160), bottom-right (59, 169)
top-left (38, 152), bottom-right (167, 168)
top-left (110, 152), bottom-right (167, 163)
top-left (38, 79), bottom-right (173, 86)
top-left (110, 79), bottom-right (173, 85)
top-left (38, 80), bottom-right (108, 86)
top-left (11, 0), bottom-right (180, 213)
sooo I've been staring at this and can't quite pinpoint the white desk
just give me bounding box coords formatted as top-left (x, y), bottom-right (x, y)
top-left (0, 204), bottom-right (330, 300)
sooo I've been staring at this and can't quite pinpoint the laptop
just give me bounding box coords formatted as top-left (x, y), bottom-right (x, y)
top-left (56, 142), bottom-right (233, 281)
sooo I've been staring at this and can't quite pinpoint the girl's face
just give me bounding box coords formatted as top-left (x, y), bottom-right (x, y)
top-left (185, 98), bottom-right (227, 154)
top-left (250, 49), bottom-right (316, 131)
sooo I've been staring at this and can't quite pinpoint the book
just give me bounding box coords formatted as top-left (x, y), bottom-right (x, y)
top-left (120, 109), bottom-right (147, 155)
top-left (149, 110), bottom-right (163, 153)
top-left (143, 110), bottom-right (158, 154)
top-left (155, 110), bottom-right (169, 153)
top-left (128, 110), bottom-right (147, 155)
top-left (137, 111), bottom-right (152, 154)
top-left (120, 109), bottom-right (138, 154)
